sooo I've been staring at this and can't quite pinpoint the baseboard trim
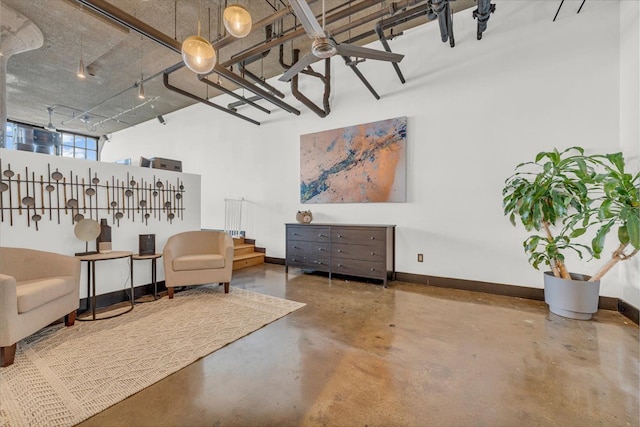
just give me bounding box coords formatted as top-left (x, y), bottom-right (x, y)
top-left (79, 281), bottom-right (167, 311)
top-left (618, 299), bottom-right (639, 324)
top-left (265, 256), bottom-right (285, 265)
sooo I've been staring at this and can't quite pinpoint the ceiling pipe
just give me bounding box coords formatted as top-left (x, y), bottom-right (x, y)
top-left (77, 0), bottom-right (299, 116)
top-left (163, 73), bottom-right (260, 126)
top-left (238, 64), bottom-right (285, 99)
top-left (429, 0), bottom-right (455, 47)
top-left (198, 76), bottom-right (271, 114)
top-left (228, 95), bottom-right (263, 111)
top-left (223, 0), bottom-right (393, 68)
top-left (473, 0), bottom-right (496, 40)
top-left (289, 49), bottom-right (330, 118)
top-left (375, 3), bottom-right (435, 84)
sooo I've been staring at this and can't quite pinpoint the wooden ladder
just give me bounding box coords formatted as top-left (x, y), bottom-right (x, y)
top-left (233, 237), bottom-right (265, 270)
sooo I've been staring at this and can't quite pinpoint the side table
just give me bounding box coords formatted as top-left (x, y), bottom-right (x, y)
top-left (132, 253), bottom-right (163, 300)
top-left (76, 251), bottom-right (133, 321)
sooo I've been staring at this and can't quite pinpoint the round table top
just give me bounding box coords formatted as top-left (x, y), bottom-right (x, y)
top-left (132, 253), bottom-right (163, 260)
top-left (75, 251), bottom-right (133, 261)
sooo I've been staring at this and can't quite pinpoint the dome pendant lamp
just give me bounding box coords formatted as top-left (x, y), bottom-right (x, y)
top-left (181, 20), bottom-right (216, 74)
top-left (223, 4), bottom-right (252, 38)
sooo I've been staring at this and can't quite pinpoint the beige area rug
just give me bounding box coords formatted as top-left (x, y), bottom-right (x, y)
top-left (0, 286), bottom-right (305, 427)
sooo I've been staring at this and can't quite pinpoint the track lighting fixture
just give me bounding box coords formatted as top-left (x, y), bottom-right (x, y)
top-left (138, 75), bottom-right (145, 99)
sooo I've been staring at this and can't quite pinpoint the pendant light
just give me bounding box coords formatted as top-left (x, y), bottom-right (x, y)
top-left (223, 3), bottom-right (252, 38)
top-left (77, 5), bottom-right (86, 79)
top-left (181, 8), bottom-right (216, 75)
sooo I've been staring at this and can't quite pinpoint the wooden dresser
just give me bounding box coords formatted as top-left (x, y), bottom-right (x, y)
top-left (285, 223), bottom-right (396, 286)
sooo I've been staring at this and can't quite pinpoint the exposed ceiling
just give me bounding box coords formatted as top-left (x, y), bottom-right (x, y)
top-left (1, 0), bottom-right (483, 137)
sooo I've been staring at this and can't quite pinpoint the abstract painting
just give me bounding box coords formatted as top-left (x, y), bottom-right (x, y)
top-left (300, 117), bottom-right (407, 203)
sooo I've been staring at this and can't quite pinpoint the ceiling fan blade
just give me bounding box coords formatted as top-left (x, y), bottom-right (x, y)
top-left (336, 44), bottom-right (405, 63)
top-left (288, 0), bottom-right (325, 39)
top-left (279, 52), bottom-right (322, 82)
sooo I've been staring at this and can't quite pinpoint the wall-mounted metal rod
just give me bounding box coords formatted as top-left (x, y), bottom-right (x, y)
top-left (163, 73), bottom-right (260, 126)
top-left (238, 63), bottom-right (285, 99)
top-left (212, 65), bottom-right (300, 115)
top-left (198, 76), bottom-right (271, 114)
top-left (342, 57), bottom-right (380, 100)
top-left (375, 26), bottom-right (405, 84)
top-left (228, 96), bottom-right (264, 111)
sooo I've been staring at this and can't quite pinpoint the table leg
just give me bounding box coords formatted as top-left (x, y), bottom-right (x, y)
top-left (129, 255), bottom-right (134, 307)
top-left (86, 261), bottom-right (91, 312)
top-left (91, 260), bottom-right (96, 320)
top-left (152, 258), bottom-right (157, 298)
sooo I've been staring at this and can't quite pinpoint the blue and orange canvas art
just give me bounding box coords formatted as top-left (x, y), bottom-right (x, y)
top-left (300, 117), bottom-right (407, 203)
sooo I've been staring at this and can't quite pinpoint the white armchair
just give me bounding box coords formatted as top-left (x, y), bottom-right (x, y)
top-left (0, 247), bottom-right (80, 367)
top-left (163, 231), bottom-right (234, 298)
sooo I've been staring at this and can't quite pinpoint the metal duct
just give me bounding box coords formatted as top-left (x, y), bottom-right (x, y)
top-left (473, 0), bottom-right (496, 40)
top-left (374, 3), bottom-right (435, 83)
top-left (163, 73), bottom-right (260, 126)
top-left (77, 0), bottom-right (299, 117)
top-left (429, 0), bottom-right (455, 47)
top-left (198, 76), bottom-right (271, 115)
top-left (288, 49), bottom-right (331, 118)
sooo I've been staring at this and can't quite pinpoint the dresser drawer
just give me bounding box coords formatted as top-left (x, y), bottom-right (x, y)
top-left (332, 228), bottom-right (386, 246)
top-left (287, 255), bottom-right (330, 272)
top-left (331, 258), bottom-right (387, 280)
top-left (287, 241), bottom-right (330, 257)
top-left (332, 243), bottom-right (385, 262)
top-left (287, 226), bottom-right (331, 242)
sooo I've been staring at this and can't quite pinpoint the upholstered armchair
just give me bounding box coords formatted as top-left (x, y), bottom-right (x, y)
top-left (163, 230), bottom-right (234, 298)
top-left (0, 247), bottom-right (80, 367)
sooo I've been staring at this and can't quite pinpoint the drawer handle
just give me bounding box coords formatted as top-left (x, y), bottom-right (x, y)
top-left (338, 263), bottom-right (343, 267)
top-left (370, 252), bottom-right (375, 255)
top-left (292, 258), bottom-right (297, 262)
top-left (337, 234), bottom-right (343, 238)
top-left (370, 236), bottom-right (375, 240)
top-left (319, 234), bottom-right (327, 238)
top-left (370, 268), bottom-right (376, 271)
top-left (293, 233), bottom-right (299, 236)
top-left (294, 246), bottom-right (300, 249)
top-left (319, 248), bottom-right (325, 252)
top-left (317, 261), bottom-right (323, 265)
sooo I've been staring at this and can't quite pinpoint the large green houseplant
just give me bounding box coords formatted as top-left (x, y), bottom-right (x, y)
top-left (502, 147), bottom-right (640, 319)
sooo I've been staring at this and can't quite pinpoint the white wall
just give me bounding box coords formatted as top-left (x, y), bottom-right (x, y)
top-left (103, 1), bottom-right (638, 304)
top-left (0, 148), bottom-right (201, 297)
top-left (619, 0), bottom-right (640, 307)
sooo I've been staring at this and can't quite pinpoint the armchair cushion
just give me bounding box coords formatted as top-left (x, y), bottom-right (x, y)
top-left (17, 277), bottom-right (77, 314)
top-left (173, 254), bottom-right (226, 271)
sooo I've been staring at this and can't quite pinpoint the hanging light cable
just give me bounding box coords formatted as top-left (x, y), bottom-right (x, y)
top-left (138, 35), bottom-right (145, 99)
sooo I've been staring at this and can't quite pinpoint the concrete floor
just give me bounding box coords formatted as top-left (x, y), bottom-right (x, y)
top-left (79, 264), bottom-right (639, 427)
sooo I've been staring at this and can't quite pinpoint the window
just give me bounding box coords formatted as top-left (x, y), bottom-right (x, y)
top-left (60, 132), bottom-right (99, 161)
top-left (3, 121), bottom-right (98, 160)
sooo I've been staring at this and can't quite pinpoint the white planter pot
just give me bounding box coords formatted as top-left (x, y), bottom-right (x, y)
top-left (543, 272), bottom-right (600, 320)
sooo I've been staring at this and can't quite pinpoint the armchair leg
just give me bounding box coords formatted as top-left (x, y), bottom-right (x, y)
top-left (1, 344), bottom-right (17, 367)
top-left (168, 287), bottom-right (174, 299)
top-left (65, 311), bottom-right (76, 326)
top-left (223, 282), bottom-right (229, 293)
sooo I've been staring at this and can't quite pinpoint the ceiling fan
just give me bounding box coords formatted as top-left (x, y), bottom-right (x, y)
top-left (279, 0), bottom-right (405, 82)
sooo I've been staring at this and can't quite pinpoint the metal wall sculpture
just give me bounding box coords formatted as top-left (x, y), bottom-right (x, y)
top-left (300, 116), bottom-right (407, 204)
top-left (0, 158), bottom-right (185, 230)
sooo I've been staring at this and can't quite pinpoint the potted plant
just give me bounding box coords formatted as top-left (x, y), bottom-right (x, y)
top-left (502, 147), bottom-right (639, 320)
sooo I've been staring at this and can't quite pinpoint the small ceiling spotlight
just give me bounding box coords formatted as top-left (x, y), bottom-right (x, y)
top-left (77, 59), bottom-right (86, 79)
